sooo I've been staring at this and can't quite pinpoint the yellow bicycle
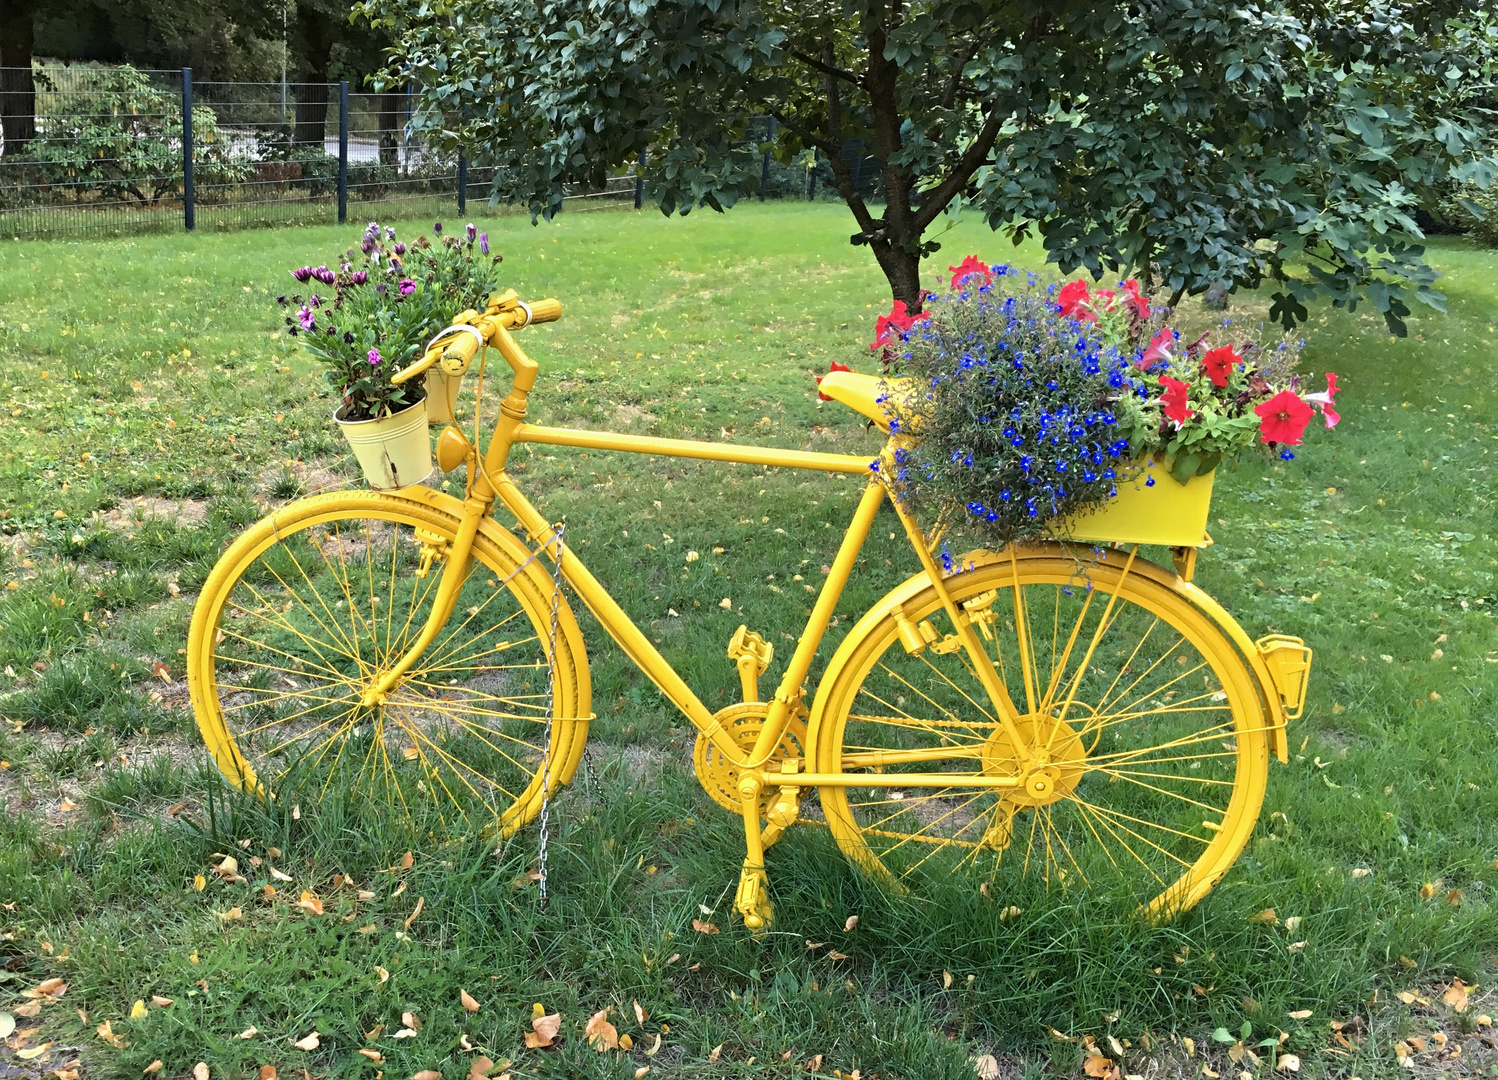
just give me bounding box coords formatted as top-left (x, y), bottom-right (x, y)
top-left (187, 291), bottom-right (1313, 929)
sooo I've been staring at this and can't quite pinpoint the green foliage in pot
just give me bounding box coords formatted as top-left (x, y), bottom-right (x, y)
top-left (278, 221), bottom-right (502, 422)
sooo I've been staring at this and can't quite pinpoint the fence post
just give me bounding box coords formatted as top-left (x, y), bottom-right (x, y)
top-left (337, 81), bottom-right (349, 224)
top-left (759, 117), bottom-right (774, 201)
top-left (181, 68), bottom-right (194, 231)
top-left (457, 152), bottom-right (467, 214)
top-left (634, 151), bottom-right (646, 210)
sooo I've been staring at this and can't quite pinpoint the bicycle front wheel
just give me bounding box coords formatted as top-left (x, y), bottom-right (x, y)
top-left (811, 548), bottom-right (1270, 917)
top-left (186, 490), bottom-right (590, 831)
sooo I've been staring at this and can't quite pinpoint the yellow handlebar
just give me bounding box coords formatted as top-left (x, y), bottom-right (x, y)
top-left (389, 295), bottom-right (562, 386)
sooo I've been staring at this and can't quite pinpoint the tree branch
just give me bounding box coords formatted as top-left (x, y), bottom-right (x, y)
top-left (911, 104), bottom-right (1005, 233)
top-left (940, 40), bottom-right (980, 110)
top-left (788, 48), bottom-right (858, 85)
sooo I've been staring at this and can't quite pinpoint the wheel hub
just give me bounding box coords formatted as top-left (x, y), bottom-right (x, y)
top-left (981, 711), bottom-right (1089, 808)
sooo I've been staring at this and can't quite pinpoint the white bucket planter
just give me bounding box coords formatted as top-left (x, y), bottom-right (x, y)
top-left (425, 368), bottom-right (462, 425)
top-left (335, 401), bottom-right (432, 490)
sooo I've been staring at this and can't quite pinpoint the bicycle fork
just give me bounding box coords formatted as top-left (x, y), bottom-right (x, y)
top-left (358, 495), bottom-right (491, 707)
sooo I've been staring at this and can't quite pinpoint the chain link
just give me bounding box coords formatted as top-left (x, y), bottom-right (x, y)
top-left (535, 522), bottom-right (566, 904)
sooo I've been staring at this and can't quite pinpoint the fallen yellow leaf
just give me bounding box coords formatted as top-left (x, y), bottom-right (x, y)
top-left (404, 896), bottom-right (424, 930)
top-left (634, 999), bottom-right (648, 1025)
top-left (974, 1053), bottom-right (1000, 1079)
top-left (468, 1055), bottom-right (494, 1080)
top-left (358, 1050), bottom-right (383, 1063)
top-left (709, 1043), bottom-right (723, 1063)
top-left (1443, 978), bottom-right (1471, 1012)
top-left (143, 1062), bottom-right (163, 1075)
top-left (1082, 1054), bottom-right (1114, 1078)
top-left (692, 918), bottom-right (719, 935)
top-left (620, 1032), bottom-right (634, 1051)
top-left (150, 995), bottom-right (173, 1008)
top-left (1287, 1009), bottom-right (1312, 1020)
top-left (461, 988), bottom-right (480, 1012)
top-left (844, 915), bottom-right (860, 932)
top-left (292, 1031), bottom-right (320, 1050)
top-left (193, 1064), bottom-right (209, 1080)
top-left (526, 1008), bottom-right (561, 1049)
top-left (259, 1066), bottom-right (277, 1080)
top-left (585, 1009), bottom-right (619, 1050)
top-left (25, 978), bottom-right (67, 999)
top-left (1249, 908), bottom-right (1278, 925)
top-left (130, 1000), bottom-right (148, 1020)
top-left (412, 1072), bottom-right (442, 1080)
top-left (193, 874), bottom-right (206, 892)
top-left (294, 892), bottom-right (324, 915)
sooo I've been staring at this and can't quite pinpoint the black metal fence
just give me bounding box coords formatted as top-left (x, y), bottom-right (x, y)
top-left (0, 64), bottom-right (863, 240)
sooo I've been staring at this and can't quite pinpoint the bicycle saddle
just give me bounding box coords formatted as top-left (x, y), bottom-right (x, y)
top-left (818, 370), bottom-right (913, 433)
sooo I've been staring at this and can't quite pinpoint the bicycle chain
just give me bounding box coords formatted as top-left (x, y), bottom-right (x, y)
top-left (535, 522), bottom-right (566, 904)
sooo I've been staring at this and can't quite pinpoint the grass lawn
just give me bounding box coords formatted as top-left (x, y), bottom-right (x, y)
top-left (0, 202), bottom-right (1495, 1079)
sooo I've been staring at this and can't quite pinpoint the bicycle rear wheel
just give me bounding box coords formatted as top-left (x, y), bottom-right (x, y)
top-left (811, 548), bottom-right (1270, 916)
top-left (186, 491), bottom-right (590, 831)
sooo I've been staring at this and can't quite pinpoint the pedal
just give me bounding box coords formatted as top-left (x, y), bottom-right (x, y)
top-left (734, 861), bottom-right (774, 932)
top-left (727, 626), bottom-right (774, 703)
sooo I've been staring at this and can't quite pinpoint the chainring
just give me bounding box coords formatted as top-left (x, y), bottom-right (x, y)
top-left (693, 701), bottom-right (808, 814)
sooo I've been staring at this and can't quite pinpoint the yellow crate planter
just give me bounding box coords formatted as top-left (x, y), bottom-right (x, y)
top-left (1057, 459), bottom-right (1215, 548)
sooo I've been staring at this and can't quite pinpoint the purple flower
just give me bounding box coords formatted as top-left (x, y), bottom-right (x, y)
top-left (433, 221), bottom-right (442, 234)
top-left (376, 284), bottom-right (387, 294)
top-left (465, 223), bottom-right (476, 242)
top-left (291, 266), bottom-right (314, 283)
top-left (393, 242), bottom-right (406, 256)
top-left (308, 294), bottom-right (321, 307)
top-left (367, 348), bottom-right (382, 366)
top-left (360, 238), bottom-right (375, 254)
top-left (479, 232), bottom-right (489, 255)
top-left (343, 331), bottom-right (354, 344)
top-left (313, 265), bottom-right (337, 284)
top-left (350, 270), bottom-right (368, 285)
top-left (385, 226), bottom-right (395, 240)
top-left (399, 279), bottom-right (415, 295)
top-left (297, 305), bottom-right (315, 331)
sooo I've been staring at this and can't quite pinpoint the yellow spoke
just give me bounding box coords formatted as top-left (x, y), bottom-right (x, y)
top-left (257, 552), bottom-right (368, 676)
top-left (235, 695), bottom-right (363, 739)
top-left (901, 793), bottom-right (993, 875)
top-left (1084, 721), bottom-right (1244, 769)
top-left (1093, 634), bottom-right (1191, 719)
top-left (1070, 798), bottom-right (1163, 885)
top-left (1008, 549), bottom-right (1039, 715)
top-left (383, 520), bottom-right (403, 656)
top-left (405, 722), bottom-right (519, 802)
top-left (1089, 768), bottom-right (1226, 815)
top-left (395, 691), bottom-right (556, 728)
top-left (859, 680), bottom-right (990, 745)
top-left (1088, 615), bottom-right (1162, 723)
top-left (1049, 547), bottom-right (1138, 738)
top-left (1038, 581), bottom-right (1096, 713)
top-left (1063, 796), bottom-right (1208, 851)
top-left (882, 791), bottom-right (990, 868)
top-left (1104, 766), bottom-right (1238, 788)
top-left (420, 575), bottom-right (534, 672)
top-left (261, 705), bottom-right (360, 759)
top-left (1043, 804), bottom-right (1091, 888)
top-left (913, 650), bottom-right (999, 726)
top-left (230, 583), bottom-right (359, 672)
top-left (389, 697), bottom-right (552, 764)
top-left (290, 524), bottom-right (372, 666)
top-left (218, 683), bottom-right (362, 712)
top-left (1092, 661), bottom-right (1217, 731)
top-left (212, 638), bottom-right (349, 683)
top-left (1083, 698), bottom-right (1231, 736)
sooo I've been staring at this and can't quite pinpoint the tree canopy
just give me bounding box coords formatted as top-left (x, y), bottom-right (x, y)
top-left (364, 0), bottom-right (1496, 332)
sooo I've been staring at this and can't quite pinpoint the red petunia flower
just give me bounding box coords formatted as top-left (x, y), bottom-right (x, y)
top-left (1200, 345), bottom-right (1242, 388)
top-left (1137, 327), bottom-right (1175, 370)
top-left (1159, 376), bottom-right (1194, 427)
top-left (1254, 390), bottom-right (1314, 445)
top-left (947, 255), bottom-right (991, 289)
top-left (817, 361), bottom-right (852, 401)
top-left (1303, 372), bottom-right (1341, 429)
top-left (1056, 279), bottom-right (1093, 321)
top-left (1119, 278), bottom-right (1150, 320)
top-left (870, 300), bottom-right (929, 351)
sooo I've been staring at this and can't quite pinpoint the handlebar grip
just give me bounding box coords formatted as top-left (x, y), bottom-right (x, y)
top-left (527, 298), bottom-right (562, 324)
top-left (439, 330), bottom-right (483, 374)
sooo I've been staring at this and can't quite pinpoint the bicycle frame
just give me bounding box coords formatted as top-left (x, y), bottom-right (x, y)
top-left (369, 315), bottom-right (1038, 798)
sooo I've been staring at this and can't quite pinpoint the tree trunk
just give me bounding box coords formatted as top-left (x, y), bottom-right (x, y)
top-left (293, 84), bottom-right (329, 150)
top-left (292, 8), bottom-right (335, 149)
top-left (377, 90), bottom-right (401, 167)
top-left (871, 240), bottom-right (923, 313)
top-left (0, 2), bottom-right (37, 158)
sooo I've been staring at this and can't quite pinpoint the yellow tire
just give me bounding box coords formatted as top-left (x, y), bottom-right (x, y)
top-left (809, 547), bottom-right (1271, 917)
top-left (186, 488), bottom-right (590, 833)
